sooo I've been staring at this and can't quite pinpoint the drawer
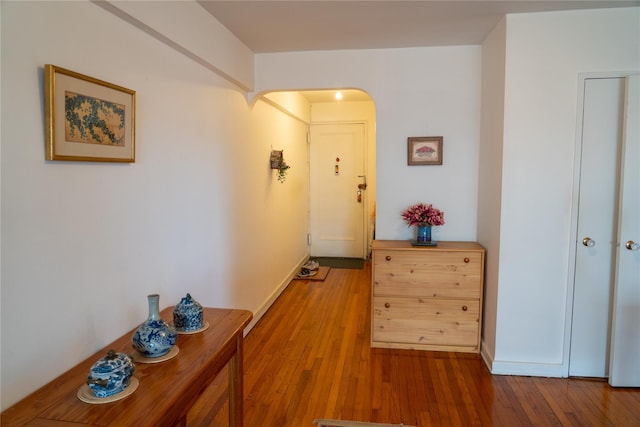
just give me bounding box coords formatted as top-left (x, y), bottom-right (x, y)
top-left (373, 250), bottom-right (482, 299)
top-left (372, 297), bottom-right (479, 347)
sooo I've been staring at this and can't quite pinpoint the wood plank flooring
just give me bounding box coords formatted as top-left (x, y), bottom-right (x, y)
top-left (187, 262), bottom-right (640, 426)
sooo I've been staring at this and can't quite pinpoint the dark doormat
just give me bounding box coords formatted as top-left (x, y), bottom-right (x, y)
top-left (311, 257), bottom-right (365, 269)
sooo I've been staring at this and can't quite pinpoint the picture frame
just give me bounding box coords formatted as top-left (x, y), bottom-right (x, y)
top-left (45, 64), bottom-right (136, 162)
top-left (407, 136), bottom-right (443, 165)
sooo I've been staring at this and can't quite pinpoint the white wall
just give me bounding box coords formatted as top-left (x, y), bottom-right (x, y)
top-left (486, 8), bottom-right (640, 376)
top-left (263, 91), bottom-right (312, 123)
top-left (477, 17), bottom-right (506, 367)
top-left (95, 0), bottom-right (255, 91)
top-left (0, 1), bottom-right (308, 409)
top-left (256, 46), bottom-right (482, 243)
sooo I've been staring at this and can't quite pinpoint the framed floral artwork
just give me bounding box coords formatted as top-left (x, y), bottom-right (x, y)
top-left (45, 64), bottom-right (136, 162)
top-left (407, 136), bottom-right (443, 165)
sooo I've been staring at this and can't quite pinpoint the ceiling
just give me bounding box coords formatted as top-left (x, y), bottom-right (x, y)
top-left (199, 1), bottom-right (638, 103)
top-left (199, 1), bottom-right (639, 53)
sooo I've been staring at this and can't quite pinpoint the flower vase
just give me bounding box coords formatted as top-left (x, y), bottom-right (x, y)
top-left (131, 294), bottom-right (177, 357)
top-left (416, 224), bottom-right (432, 243)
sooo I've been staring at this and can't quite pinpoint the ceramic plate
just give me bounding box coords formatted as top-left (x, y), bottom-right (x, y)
top-left (131, 345), bottom-right (179, 363)
top-left (171, 321), bottom-right (210, 335)
top-left (77, 377), bottom-right (139, 404)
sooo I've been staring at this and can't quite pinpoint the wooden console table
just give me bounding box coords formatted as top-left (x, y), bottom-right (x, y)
top-left (1, 307), bottom-right (253, 427)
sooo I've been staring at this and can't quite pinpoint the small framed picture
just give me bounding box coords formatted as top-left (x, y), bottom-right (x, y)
top-left (407, 136), bottom-right (443, 165)
top-left (45, 64), bottom-right (136, 162)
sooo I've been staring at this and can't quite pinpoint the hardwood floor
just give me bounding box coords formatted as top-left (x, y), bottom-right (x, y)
top-left (188, 262), bottom-right (640, 426)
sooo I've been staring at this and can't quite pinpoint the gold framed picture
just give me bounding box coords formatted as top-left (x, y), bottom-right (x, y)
top-left (45, 64), bottom-right (136, 162)
top-left (407, 136), bottom-right (443, 165)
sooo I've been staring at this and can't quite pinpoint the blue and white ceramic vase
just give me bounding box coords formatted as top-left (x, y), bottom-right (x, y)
top-left (416, 224), bottom-right (432, 243)
top-left (87, 350), bottom-right (135, 398)
top-left (173, 293), bottom-right (204, 332)
top-left (131, 294), bottom-right (177, 357)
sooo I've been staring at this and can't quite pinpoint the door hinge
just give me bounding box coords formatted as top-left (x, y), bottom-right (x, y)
top-left (307, 233), bottom-right (312, 246)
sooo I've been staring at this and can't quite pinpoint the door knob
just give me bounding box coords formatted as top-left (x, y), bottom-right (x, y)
top-left (625, 240), bottom-right (640, 251)
top-left (582, 237), bottom-right (596, 247)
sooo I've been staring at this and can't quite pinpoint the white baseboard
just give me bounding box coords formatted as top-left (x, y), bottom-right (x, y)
top-left (490, 360), bottom-right (567, 378)
top-left (242, 255), bottom-right (309, 335)
top-left (480, 339), bottom-right (567, 378)
top-left (480, 340), bottom-right (495, 372)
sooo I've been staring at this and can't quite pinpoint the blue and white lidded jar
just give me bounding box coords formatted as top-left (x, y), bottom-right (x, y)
top-left (131, 294), bottom-right (177, 357)
top-left (173, 293), bottom-right (204, 332)
top-left (86, 350), bottom-right (135, 398)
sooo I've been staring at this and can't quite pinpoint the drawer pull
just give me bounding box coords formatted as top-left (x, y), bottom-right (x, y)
top-left (464, 257), bottom-right (470, 263)
top-left (385, 256), bottom-right (391, 261)
top-left (384, 303), bottom-right (390, 308)
top-left (462, 305), bottom-right (468, 311)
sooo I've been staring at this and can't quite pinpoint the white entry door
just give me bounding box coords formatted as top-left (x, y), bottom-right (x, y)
top-left (309, 123), bottom-right (366, 258)
top-left (570, 75), bottom-right (640, 386)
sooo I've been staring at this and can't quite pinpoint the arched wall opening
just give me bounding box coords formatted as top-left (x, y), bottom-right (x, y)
top-left (256, 88), bottom-right (377, 257)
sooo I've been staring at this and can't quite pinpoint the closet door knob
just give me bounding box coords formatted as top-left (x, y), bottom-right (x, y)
top-left (626, 240), bottom-right (640, 251)
top-left (462, 305), bottom-right (468, 311)
top-left (384, 303), bottom-right (391, 308)
top-left (463, 257), bottom-right (470, 263)
top-left (582, 237), bottom-right (596, 247)
top-left (385, 256), bottom-right (391, 261)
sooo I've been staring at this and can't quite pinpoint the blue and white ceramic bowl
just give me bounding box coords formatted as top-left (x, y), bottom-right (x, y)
top-left (173, 293), bottom-right (204, 332)
top-left (87, 350), bottom-right (135, 398)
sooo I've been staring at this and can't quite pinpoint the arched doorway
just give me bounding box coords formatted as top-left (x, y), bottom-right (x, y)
top-left (263, 88), bottom-right (377, 259)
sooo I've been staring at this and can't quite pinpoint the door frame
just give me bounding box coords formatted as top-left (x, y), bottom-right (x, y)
top-left (563, 71), bottom-right (637, 377)
top-left (308, 120), bottom-right (370, 259)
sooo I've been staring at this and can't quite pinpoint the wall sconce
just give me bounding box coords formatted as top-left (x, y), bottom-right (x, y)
top-left (270, 150), bottom-right (290, 183)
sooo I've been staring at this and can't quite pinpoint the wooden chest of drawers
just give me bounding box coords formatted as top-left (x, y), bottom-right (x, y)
top-left (371, 240), bottom-right (485, 353)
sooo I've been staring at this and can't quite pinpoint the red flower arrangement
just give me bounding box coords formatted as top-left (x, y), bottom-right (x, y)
top-left (401, 203), bottom-right (445, 227)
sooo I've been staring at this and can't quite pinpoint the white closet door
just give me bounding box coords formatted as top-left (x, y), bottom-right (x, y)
top-left (609, 74), bottom-right (640, 387)
top-left (569, 77), bottom-right (624, 377)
